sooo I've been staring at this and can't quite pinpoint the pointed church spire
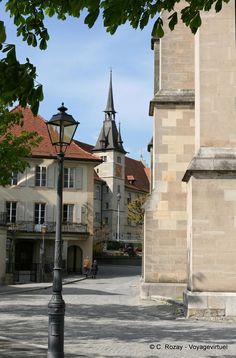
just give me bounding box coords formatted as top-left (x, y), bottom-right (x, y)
top-left (104, 70), bottom-right (116, 119)
top-left (93, 71), bottom-right (126, 154)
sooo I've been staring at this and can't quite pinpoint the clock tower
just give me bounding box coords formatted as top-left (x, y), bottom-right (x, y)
top-left (93, 71), bottom-right (126, 241)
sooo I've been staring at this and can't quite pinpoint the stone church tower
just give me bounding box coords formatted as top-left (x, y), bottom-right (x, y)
top-left (142, 1), bottom-right (236, 317)
top-left (183, 2), bottom-right (236, 316)
top-left (141, 4), bottom-right (195, 299)
top-left (93, 71), bottom-right (127, 240)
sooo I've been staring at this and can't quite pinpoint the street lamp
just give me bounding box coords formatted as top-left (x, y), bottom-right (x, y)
top-left (46, 103), bottom-right (79, 358)
top-left (117, 193), bottom-right (121, 241)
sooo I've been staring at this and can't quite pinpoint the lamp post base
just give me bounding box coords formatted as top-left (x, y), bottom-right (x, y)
top-left (48, 353), bottom-right (64, 358)
top-left (48, 294), bottom-right (65, 358)
top-left (48, 268), bottom-right (65, 358)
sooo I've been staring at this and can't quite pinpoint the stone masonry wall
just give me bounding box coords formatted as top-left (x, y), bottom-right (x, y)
top-left (144, 105), bottom-right (194, 283)
top-left (189, 177), bottom-right (236, 292)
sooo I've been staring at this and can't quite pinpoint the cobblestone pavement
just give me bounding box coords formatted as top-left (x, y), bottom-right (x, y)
top-left (0, 265), bottom-right (236, 357)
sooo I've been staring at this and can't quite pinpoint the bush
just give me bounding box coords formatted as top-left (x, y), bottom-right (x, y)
top-left (106, 241), bottom-right (124, 250)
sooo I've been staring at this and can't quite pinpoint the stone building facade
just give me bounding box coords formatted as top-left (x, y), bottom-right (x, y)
top-left (183, 2), bottom-right (236, 317)
top-left (142, 1), bottom-right (236, 317)
top-left (141, 8), bottom-right (195, 299)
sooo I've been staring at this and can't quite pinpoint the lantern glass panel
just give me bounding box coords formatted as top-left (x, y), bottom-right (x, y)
top-left (62, 124), bottom-right (77, 145)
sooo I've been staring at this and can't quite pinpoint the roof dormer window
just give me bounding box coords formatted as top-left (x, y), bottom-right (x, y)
top-left (127, 175), bottom-right (135, 185)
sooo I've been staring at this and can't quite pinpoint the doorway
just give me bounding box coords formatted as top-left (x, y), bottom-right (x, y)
top-left (15, 241), bottom-right (34, 270)
top-left (67, 245), bottom-right (82, 273)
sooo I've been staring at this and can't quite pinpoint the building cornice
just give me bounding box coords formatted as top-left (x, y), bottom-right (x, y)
top-left (31, 154), bottom-right (102, 163)
top-left (149, 89), bottom-right (195, 116)
top-left (183, 147), bottom-right (236, 182)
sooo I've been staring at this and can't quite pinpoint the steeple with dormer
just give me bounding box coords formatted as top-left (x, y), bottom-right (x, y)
top-left (93, 71), bottom-right (126, 154)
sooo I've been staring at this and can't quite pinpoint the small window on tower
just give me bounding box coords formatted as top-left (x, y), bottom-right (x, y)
top-left (117, 156), bottom-right (121, 163)
top-left (101, 156), bottom-right (107, 162)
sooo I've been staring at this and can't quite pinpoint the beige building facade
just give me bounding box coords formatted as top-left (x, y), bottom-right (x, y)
top-left (0, 106), bottom-right (100, 284)
top-left (142, 2), bottom-right (236, 317)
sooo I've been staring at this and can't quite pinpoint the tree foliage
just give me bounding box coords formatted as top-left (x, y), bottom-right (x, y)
top-left (0, 105), bottom-right (41, 185)
top-left (0, 0), bottom-right (230, 111)
top-left (0, 0), bottom-right (230, 184)
top-left (128, 195), bottom-right (147, 225)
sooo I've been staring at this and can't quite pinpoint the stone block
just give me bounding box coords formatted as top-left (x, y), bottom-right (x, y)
top-left (184, 290), bottom-right (236, 317)
top-left (157, 200), bottom-right (169, 211)
top-left (225, 296), bottom-right (236, 316)
top-left (207, 295), bottom-right (226, 309)
top-left (162, 117), bottom-right (176, 127)
top-left (162, 171), bottom-right (176, 181)
top-left (140, 278), bottom-right (186, 300)
top-left (158, 219), bottom-right (176, 230)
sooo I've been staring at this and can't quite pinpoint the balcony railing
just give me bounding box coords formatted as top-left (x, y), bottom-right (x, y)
top-left (7, 221), bottom-right (88, 233)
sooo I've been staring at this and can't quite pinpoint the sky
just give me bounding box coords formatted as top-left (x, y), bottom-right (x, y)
top-left (2, 7), bottom-right (155, 164)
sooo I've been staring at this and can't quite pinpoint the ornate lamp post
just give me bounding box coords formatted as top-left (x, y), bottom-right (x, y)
top-left (117, 193), bottom-right (121, 241)
top-left (46, 104), bottom-right (79, 358)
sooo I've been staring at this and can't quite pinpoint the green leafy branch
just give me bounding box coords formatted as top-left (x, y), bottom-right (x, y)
top-left (0, 105), bottom-right (42, 186)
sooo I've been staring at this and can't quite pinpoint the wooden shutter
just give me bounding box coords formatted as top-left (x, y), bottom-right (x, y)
top-left (81, 205), bottom-right (87, 224)
top-left (27, 165), bottom-right (35, 187)
top-left (26, 202), bottom-right (34, 221)
top-left (47, 165), bottom-right (55, 188)
top-left (74, 204), bottom-right (81, 223)
top-left (46, 203), bottom-right (54, 223)
top-left (75, 167), bottom-right (83, 189)
top-left (17, 202), bottom-right (25, 221)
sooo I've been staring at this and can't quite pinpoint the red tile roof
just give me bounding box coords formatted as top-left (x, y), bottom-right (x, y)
top-left (74, 140), bottom-right (94, 153)
top-left (69, 138), bottom-right (150, 193)
top-left (10, 106), bottom-right (101, 162)
top-left (125, 157), bottom-right (150, 193)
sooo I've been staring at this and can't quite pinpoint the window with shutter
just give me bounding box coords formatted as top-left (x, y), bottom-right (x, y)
top-left (34, 203), bottom-right (46, 224)
top-left (64, 168), bottom-right (75, 188)
top-left (6, 202), bottom-right (17, 223)
top-left (63, 204), bottom-right (74, 223)
top-left (35, 166), bottom-right (47, 187)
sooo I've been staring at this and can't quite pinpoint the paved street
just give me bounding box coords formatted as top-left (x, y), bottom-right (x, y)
top-left (0, 265), bottom-right (236, 357)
